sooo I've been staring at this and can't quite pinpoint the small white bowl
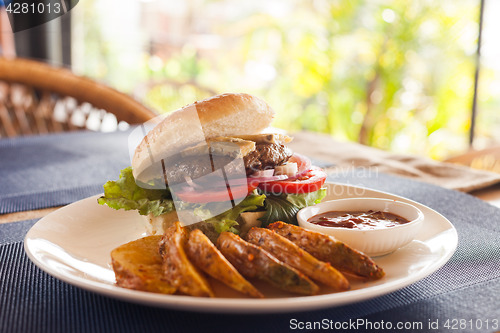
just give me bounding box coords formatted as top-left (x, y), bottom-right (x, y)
top-left (297, 198), bottom-right (424, 257)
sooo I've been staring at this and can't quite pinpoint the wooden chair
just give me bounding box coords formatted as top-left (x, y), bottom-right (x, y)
top-left (0, 57), bottom-right (157, 137)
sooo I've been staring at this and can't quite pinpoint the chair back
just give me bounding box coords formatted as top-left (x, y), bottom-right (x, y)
top-left (0, 58), bottom-right (156, 137)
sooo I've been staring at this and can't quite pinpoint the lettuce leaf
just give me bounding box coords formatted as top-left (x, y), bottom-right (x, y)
top-left (285, 187), bottom-right (327, 208)
top-left (192, 193), bottom-right (266, 234)
top-left (259, 195), bottom-right (300, 227)
top-left (98, 167), bottom-right (323, 234)
top-left (97, 167), bottom-right (175, 216)
top-left (259, 187), bottom-right (327, 226)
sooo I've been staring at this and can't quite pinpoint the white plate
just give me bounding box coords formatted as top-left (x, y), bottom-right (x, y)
top-left (24, 183), bottom-right (457, 313)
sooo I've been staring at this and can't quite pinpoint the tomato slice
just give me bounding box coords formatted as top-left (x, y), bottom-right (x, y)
top-left (175, 182), bottom-right (258, 204)
top-left (257, 167), bottom-right (327, 194)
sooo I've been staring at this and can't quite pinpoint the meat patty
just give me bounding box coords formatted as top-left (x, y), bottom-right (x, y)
top-left (243, 143), bottom-right (293, 175)
top-left (163, 143), bottom-right (292, 184)
top-left (164, 154), bottom-right (235, 184)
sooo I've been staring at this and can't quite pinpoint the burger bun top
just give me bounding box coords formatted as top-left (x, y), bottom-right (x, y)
top-left (132, 93), bottom-right (275, 179)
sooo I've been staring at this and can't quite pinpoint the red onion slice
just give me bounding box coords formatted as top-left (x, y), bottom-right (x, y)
top-left (248, 174), bottom-right (288, 183)
top-left (287, 153), bottom-right (312, 180)
top-left (249, 169), bottom-right (275, 178)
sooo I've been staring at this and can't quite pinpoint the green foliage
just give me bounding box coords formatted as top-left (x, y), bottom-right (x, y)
top-left (248, 0), bottom-right (477, 159)
top-left (259, 187), bottom-right (327, 227)
top-left (78, 0), bottom-right (480, 159)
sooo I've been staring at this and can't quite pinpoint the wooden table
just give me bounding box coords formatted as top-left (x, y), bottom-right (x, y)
top-left (471, 183), bottom-right (500, 208)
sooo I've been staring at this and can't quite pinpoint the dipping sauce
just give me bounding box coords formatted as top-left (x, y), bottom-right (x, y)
top-left (307, 210), bottom-right (410, 230)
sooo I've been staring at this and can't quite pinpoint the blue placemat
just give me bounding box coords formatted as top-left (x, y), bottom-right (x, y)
top-left (0, 130), bottom-right (131, 214)
top-left (1, 172), bottom-right (499, 333)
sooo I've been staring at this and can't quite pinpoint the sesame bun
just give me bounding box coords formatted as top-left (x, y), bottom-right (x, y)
top-left (132, 93), bottom-right (274, 179)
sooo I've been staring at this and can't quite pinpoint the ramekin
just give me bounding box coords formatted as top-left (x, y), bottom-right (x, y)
top-left (297, 198), bottom-right (424, 257)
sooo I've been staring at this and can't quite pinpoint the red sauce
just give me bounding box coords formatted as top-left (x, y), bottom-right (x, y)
top-left (308, 210), bottom-right (410, 230)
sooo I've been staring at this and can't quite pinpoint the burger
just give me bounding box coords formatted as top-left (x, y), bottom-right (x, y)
top-left (98, 93), bottom-right (327, 241)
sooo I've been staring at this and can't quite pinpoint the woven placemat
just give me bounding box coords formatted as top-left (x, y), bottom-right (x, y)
top-left (289, 131), bottom-right (500, 192)
top-left (0, 131), bottom-right (131, 214)
top-left (1, 172), bottom-right (499, 333)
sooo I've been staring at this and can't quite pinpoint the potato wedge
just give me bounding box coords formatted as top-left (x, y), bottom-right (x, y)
top-left (186, 229), bottom-right (263, 298)
top-left (111, 235), bottom-right (176, 294)
top-left (268, 222), bottom-right (385, 280)
top-left (245, 228), bottom-right (350, 291)
top-left (216, 232), bottom-right (319, 295)
top-left (159, 222), bottom-right (214, 297)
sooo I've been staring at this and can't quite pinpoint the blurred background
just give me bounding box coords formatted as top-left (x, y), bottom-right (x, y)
top-left (2, 0), bottom-right (500, 162)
